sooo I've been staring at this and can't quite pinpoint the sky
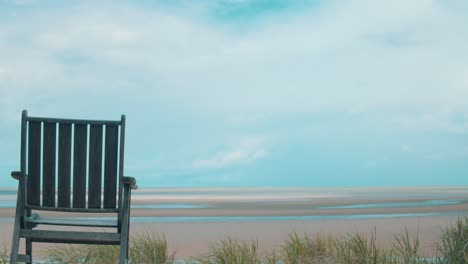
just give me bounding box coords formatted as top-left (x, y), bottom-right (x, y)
top-left (0, 0), bottom-right (468, 187)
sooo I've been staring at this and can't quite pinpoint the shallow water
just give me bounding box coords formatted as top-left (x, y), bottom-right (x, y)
top-left (132, 203), bottom-right (210, 209)
top-left (319, 199), bottom-right (464, 209)
top-left (0, 211), bottom-right (466, 223)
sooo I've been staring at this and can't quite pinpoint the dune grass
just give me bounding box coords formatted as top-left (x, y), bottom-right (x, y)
top-left (1, 217), bottom-right (467, 264)
top-left (391, 227), bottom-right (422, 264)
top-left (195, 230), bottom-right (415, 264)
top-left (196, 238), bottom-right (260, 264)
top-left (130, 232), bottom-right (175, 264)
top-left (0, 247), bottom-right (9, 264)
top-left (332, 231), bottom-right (391, 264)
top-left (280, 233), bottom-right (332, 263)
top-left (434, 217), bottom-right (468, 264)
top-left (44, 232), bottom-right (174, 264)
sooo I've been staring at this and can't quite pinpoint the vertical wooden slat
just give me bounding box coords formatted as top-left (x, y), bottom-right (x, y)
top-left (27, 121), bottom-right (41, 206)
top-left (88, 125), bottom-right (103, 208)
top-left (118, 116), bottom-right (125, 228)
top-left (104, 125), bottom-right (118, 209)
top-left (73, 124), bottom-right (88, 208)
top-left (42, 122), bottom-right (57, 207)
top-left (58, 123), bottom-right (72, 208)
top-left (19, 110), bottom-right (28, 228)
top-left (20, 110), bottom-right (27, 191)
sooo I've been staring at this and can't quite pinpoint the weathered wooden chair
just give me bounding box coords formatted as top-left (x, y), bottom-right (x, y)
top-left (10, 110), bottom-right (137, 264)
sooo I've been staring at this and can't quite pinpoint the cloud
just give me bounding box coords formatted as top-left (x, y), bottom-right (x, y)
top-left (1, 0), bottom-right (467, 120)
top-left (392, 108), bottom-right (468, 133)
top-left (192, 136), bottom-right (268, 169)
top-left (193, 148), bottom-right (266, 169)
top-left (401, 145), bottom-right (411, 153)
top-left (363, 161), bottom-right (377, 169)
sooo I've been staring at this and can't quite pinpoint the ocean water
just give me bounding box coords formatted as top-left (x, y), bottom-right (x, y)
top-left (1, 199), bottom-right (463, 209)
top-left (319, 199), bottom-right (464, 209)
top-left (0, 211), bottom-right (467, 224)
top-left (132, 203), bottom-right (210, 209)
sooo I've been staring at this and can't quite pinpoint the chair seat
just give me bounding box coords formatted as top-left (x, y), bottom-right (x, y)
top-left (26, 214), bottom-right (119, 228)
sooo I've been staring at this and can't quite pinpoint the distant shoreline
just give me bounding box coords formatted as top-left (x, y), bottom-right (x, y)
top-left (0, 186), bottom-right (467, 215)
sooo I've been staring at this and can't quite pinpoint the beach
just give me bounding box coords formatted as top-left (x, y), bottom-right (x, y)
top-left (0, 186), bottom-right (467, 258)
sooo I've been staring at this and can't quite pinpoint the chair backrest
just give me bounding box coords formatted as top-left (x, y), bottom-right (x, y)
top-left (19, 110), bottom-right (126, 213)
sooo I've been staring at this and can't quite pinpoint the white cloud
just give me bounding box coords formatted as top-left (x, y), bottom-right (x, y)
top-left (392, 108), bottom-right (468, 133)
top-left (192, 136), bottom-right (268, 169)
top-left (251, 149), bottom-right (266, 159)
top-left (422, 154), bottom-right (444, 161)
top-left (363, 161), bottom-right (377, 169)
top-left (401, 145), bottom-right (411, 153)
top-left (0, 0), bottom-right (467, 128)
top-left (193, 148), bottom-right (267, 169)
top-left (1, 0), bottom-right (467, 115)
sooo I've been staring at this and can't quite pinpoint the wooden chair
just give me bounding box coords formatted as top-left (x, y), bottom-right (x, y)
top-left (10, 110), bottom-right (137, 264)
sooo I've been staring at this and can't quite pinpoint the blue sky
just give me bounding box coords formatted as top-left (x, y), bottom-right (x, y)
top-left (0, 0), bottom-right (468, 187)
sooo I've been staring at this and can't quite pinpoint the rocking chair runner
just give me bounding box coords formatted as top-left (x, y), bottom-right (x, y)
top-left (10, 110), bottom-right (137, 264)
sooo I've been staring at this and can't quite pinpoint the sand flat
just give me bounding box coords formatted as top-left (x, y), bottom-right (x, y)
top-left (0, 186), bottom-right (467, 258)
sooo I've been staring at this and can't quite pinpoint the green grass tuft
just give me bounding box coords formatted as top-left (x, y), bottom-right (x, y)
top-left (332, 230), bottom-right (393, 264)
top-left (45, 244), bottom-right (104, 264)
top-left (263, 249), bottom-right (282, 264)
top-left (130, 232), bottom-right (175, 264)
top-left (197, 238), bottom-right (260, 264)
top-left (281, 232), bottom-right (332, 264)
top-left (44, 232), bottom-right (174, 264)
top-left (434, 217), bottom-right (468, 264)
top-left (0, 247), bottom-right (10, 264)
top-left (391, 227), bottom-right (421, 264)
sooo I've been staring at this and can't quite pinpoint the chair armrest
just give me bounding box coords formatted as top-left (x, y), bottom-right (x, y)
top-left (11, 171), bottom-right (22, 180)
top-left (123, 176), bottom-right (138, 190)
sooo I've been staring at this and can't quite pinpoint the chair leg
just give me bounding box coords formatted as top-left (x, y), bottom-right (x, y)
top-left (11, 181), bottom-right (24, 264)
top-left (119, 213), bottom-right (130, 264)
top-left (10, 228), bottom-right (20, 264)
top-left (120, 240), bottom-right (129, 264)
top-left (25, 238), bottom-right (32, 264)
top-left (119, 187), bottom-right (131, 264)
